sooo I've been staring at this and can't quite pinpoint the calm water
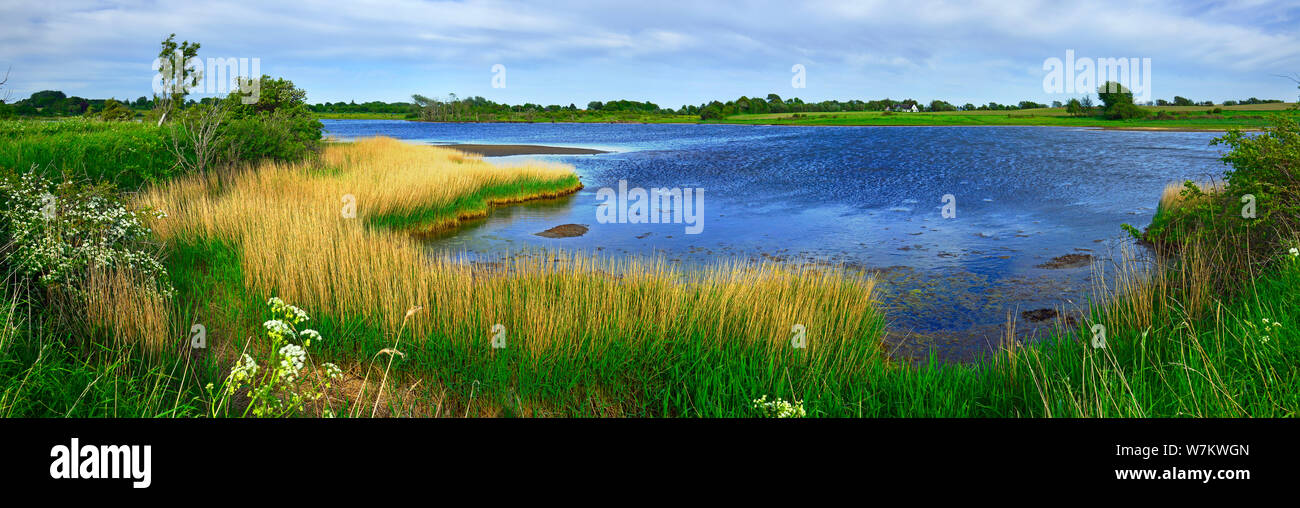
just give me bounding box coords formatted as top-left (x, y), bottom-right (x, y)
top-left (323, 120), bottom-right (1227, 361)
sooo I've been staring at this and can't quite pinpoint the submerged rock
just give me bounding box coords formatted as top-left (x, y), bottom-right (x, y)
top-left (1020, 308), bottom-right (1058, 322)
top-left (1036, 253), bottom-right (1092, 269)
top-left (535, 224), bottom-right (589, 238)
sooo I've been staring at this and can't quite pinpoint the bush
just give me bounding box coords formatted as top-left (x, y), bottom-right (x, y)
top-left (0, 171), bottom-right (172, 297)
top-left (1104, 101), bottom-right (1148, 120)
top-left (218, 75), bottom-right (323, 162)
top-left (217, 110), bottom-right (321, 162)
top-left (1096, 81), bottom-right (1148, 120)
top-left (1141, 114), bottom-right (1299, 275)
top-left (1213, 114), bottom-right (1300, 240)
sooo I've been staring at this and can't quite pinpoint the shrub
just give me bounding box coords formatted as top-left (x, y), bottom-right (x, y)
top-left (96, 99), bottom-right (135, 122)
top-left (0, 171), bottom-right (172, 297)
top-left (1104, 101), bottom-right (1148, 120)
top-left (218, 75), bottom-right (323, 162)
top-left (1213, 114), bottom-right (1300, 242)
top-left (1139, 114), bottom-right (1299, 286)
top-left (1096, 81), bottom-right (1149, 120)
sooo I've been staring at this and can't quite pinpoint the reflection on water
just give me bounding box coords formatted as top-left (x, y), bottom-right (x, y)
top-left (324, 120), bottom-right (1227, 362)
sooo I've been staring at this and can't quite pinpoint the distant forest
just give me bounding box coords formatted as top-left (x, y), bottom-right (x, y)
top-left (1, 88), bottom-right (1289, 121)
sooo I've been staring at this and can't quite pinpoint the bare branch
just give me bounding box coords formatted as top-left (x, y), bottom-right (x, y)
top-left (0, 66), bottom-right (11, 104)
top-left (166, 101), bottom-right (231, 176)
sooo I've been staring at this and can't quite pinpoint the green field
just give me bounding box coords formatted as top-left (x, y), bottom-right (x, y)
top-left (312, 112), bottom-right (411, 120)
top-left (317, 103), bottom-right (1298, 130)
top-left (720, 103), bottom-right (1298, 130)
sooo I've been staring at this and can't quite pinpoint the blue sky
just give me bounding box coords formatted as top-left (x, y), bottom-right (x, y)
top-left (2, 0), bottom-right (1299, 107)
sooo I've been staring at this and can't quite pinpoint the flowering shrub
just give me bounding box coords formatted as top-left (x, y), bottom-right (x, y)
top-left (212, 297), bottom-right (342, 417)
top-left (0, 171), bottom-right (172, 297)
top-left (751, 395), bottom-right (807, 418)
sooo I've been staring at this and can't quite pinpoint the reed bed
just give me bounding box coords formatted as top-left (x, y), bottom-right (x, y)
top-left (1156, 180), bottom-right (1224, 215)
top-left (83, 265), bottom-right (172, 351)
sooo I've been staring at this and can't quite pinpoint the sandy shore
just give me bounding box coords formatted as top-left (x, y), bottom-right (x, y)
top-left (439, 144), bottom-right (609, 156)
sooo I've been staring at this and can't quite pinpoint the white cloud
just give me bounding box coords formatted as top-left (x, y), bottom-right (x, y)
top-left (0, 0), bottom-right (1296, 105)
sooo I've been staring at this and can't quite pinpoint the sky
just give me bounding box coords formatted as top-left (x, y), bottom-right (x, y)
top-left (2, 0), bottom-right (1299, 107)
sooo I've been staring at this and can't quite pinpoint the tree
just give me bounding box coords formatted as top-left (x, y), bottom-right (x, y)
top-left (699, 100), bottom-right (725, 120)
top-left (1096, 81), bottom-right (1147, 120)
top-left (97, 98), bottom-right (134, 121)
top-left (587, 101), bottom-right (603, 111)
top-left (28, 90), bottom-right (66, 109)
top-left (224, 75), bottom-right (307, 116)
top-left (154, 33), bottom-right (201, 125)
top-left (0, 66), bottom-right (9, 104)
top-left (1066, 98), bottom-right (1084, 117)
top-left (1172, 95), bottom-right (1193, 106)
top-left (929, 100), bottom-right (957, 112)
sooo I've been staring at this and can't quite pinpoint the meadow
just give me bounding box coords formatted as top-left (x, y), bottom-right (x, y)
top-left (313, 110), bottom-right (702, 123)
top-left (722, 102), bottom-right (1300, 130)
top-left (318, 102), bottom-right (1298, 130)
top-left (0, 113), bottom-right (1297, 418)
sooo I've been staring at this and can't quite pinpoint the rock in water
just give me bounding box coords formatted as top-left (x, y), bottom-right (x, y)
top-left (1036, 253), bottom-right (1092, 269)
top-left (535, 224), bottom-right (589, 238)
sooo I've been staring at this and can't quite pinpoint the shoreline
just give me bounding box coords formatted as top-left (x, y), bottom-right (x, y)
top-left (326, 117), bottom-right (1273, 132)
top-left (436, 143), bottom-right (610, 157)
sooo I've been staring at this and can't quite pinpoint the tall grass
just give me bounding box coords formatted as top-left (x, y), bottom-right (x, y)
top-left (0, 287), bottom-right (210, 417)
top-left (137, 137), bottom-right (885, 416)
top-left (83, 265), bottom-right (172, 351)
top-left (0, 119), bottom-right (177, 189)
top-left (1013, 241), bottom-right (1299, 417)
top-left (1156, 180), bottom-right (1224, 216)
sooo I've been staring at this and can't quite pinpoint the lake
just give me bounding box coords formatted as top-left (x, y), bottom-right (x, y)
top-left (322, 120), bottom-right (1227, 361)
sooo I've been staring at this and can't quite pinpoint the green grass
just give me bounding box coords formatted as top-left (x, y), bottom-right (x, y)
top-left (9, 243), bottom-right (1293, 417)
top-left (314, 112), bottom-right (411, 120)
top-left (0, 119), bottom-right (178, 189)
top-left (365, 174), bottom-right (583, 232)
top-left (320, 104), bottom-right (1298, 130)
top-left (721, 104), bottom-right (1299, 130)
top-left (0, 288), bottom-right (214, 417)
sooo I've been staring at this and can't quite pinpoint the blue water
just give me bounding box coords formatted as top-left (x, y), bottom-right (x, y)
top-left (323, 120), bottom-right (1227, 361)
